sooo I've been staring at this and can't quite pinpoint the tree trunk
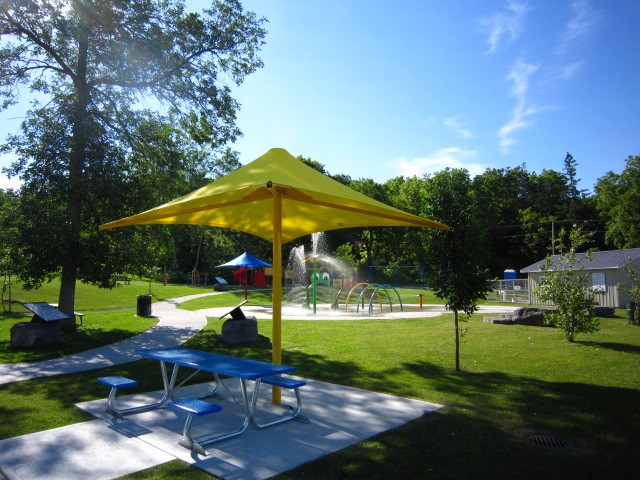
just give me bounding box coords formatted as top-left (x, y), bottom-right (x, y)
top-left (58, 34), bottom-right (90, 331)
top-left (454, 309), bottom-right (460, 371)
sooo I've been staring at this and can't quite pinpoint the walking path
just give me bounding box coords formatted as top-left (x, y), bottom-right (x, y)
top-left (0, 295), bottom-right (517, 480)
top-left (0, 293), bottom-right (212, 385)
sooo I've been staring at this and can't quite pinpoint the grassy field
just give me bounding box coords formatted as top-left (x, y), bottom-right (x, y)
top-left (1, 280), bottom-right (639, 478)
top-left (0, 279), bottom-right (211, 363)
top-left (1, 278), bottom-right (227, 313)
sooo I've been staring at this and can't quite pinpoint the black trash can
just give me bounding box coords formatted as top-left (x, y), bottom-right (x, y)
top-left (626, 301), bottom-right (636, 325)
top-left (137, 294), bottom-right (152, 317)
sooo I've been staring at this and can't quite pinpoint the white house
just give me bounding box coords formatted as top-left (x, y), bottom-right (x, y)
top-left (520, 248), bottom-right (640, 308)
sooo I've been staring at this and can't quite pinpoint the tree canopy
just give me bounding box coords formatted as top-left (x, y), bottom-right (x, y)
top-left (0, 0), bottom-right (266, 324)
top-left (594, 154), bottom-right (640, 249)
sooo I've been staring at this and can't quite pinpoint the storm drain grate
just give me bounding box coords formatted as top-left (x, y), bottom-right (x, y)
top-left (527, 435), bottom-right (570, 449)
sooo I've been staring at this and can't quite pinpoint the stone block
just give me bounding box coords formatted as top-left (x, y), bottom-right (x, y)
top-left (10, 322), bottom-right (62, 348)
top-left (594, 306), bottom-right (615, 318)
top-left (221, 317), bottom-right (258, 344)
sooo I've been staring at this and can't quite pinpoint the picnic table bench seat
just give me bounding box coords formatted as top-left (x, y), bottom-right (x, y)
top-left (252, 375), bottom-right (309, 429)
top-left (97, 375), bottom-right (139, 419)
top-left (168, 397), bottom-right (223, 455)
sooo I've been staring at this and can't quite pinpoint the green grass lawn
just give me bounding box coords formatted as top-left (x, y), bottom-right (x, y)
top-left (1, 278), bottom-right (231, 313)
top-left (1, 280), bottom-right (638, 478)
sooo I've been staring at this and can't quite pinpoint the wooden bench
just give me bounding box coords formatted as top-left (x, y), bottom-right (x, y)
top-left (168, 397), bottom-right (222, 455)
top-left (97, 375), bottom-right (139, 419)
top-left (49, 303), bottom-right (84, 326)
top-left (112, 275), bottom-right (131, 284)
top-left (252, 375), bottom-right (309, 428)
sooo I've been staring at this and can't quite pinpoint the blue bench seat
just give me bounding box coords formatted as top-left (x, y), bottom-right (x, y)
top-left (97, 376), bottom-right (139, 419)
top-left (261, 375), bottom-right (306, 390)
top-left (168, 397), bottom-right (222, 455)
top-left (252, 375), bottom-right (309, 428)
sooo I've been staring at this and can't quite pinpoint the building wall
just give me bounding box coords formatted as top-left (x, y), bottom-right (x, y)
top-left (527, 266), bottom-right (632, 308)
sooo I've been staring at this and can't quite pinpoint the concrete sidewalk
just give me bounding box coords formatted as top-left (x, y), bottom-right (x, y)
top-left (0, 294), bottom-right (212, 385)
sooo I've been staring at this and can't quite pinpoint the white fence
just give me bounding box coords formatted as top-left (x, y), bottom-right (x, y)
top-left (487, 279), bottom-right (529, 303)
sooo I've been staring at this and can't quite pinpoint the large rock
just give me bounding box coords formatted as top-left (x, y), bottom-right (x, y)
top-left (10, 322), bottom-right (62, 348)
top-left (594, 306), bottom-right (615, 318)
top-left (484, 307), bottom-right (557, 327)
top-left (221, 317), bottom-right (258, 344)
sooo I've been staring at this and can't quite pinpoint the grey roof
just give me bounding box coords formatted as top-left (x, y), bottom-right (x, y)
top-left (520, 248), bottom-right (640, 273)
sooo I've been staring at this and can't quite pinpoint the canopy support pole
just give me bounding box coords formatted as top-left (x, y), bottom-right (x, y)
top-left (271, 187), bottom-right (283, 405)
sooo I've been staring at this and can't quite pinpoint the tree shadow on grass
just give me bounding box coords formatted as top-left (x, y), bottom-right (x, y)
top-left (574, 339), bottom-right (640, 354)
top-left (0, 327), bottom-right (148, 363)
top-left (396, 359), bottom-right (640, 478)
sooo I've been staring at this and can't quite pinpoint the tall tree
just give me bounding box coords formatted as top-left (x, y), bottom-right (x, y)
top-left (594, 154), bottom-right (640, 249)
top-left (563, 152), bottom-right (581, 200)
top-left (472, 165), bottom-right (530, 275)
top-left (0, 0), bottom-right (265, 325)
top-left (422, 169), bottom-right (492, 372)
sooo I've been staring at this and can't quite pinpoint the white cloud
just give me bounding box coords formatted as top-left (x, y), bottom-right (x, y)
top-left (479, 0), bottom-right (530, 54)
top-left (498, 59), bottom-right (540, 152)
top-left (556, 0), bottom-right (601, 54)
top-left (444, 116), bottom-right (473, 139)
top-left (393, 147), bottom-right (485, 178)
top-left (541, 61), bottom-right (584, 87)
top-left (557, 61), bottom-right (584, 80)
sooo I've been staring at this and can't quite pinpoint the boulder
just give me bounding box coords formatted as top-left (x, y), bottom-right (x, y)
top-left (10, 322), bottom-right (62, 348)
top-left (221, 317), bottom-right (258, 344)
top-left (594, 306), bottom-right (615, 318)
top-left (484, 307), bottom-right (557, 327)
top-left (483, 313), bottom-right (514, 324)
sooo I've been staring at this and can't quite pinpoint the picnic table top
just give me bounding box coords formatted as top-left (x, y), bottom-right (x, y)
top-left (134, 346), bottom-right (296, 380)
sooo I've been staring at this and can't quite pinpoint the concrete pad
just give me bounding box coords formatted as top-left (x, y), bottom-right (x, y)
top-left (0, 419), bottom-right (174, 480)
top-left (199, 304), bottom-right (520, 321)
top-left (0, 379), bottom-right (442, 480)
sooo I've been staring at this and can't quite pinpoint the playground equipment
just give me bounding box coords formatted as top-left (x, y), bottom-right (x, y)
top-left (285, 232), bottom-right (350, 314)
top-left (285, 233), bottom-right (409, 316)
top-left (307, 254), bottom-right (333, 313)
top-left (333, 282), bottom-right (404, 314)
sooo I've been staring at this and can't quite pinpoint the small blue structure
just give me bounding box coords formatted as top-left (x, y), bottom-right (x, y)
top-left (503, 269), bottom-right (517, 280)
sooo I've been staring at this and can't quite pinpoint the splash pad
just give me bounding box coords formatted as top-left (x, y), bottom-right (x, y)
top-left (284, 233), bottom-right (404, 316)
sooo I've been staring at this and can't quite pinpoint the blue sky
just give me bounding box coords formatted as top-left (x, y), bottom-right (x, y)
top-left (1, 0), bottom-right (639, 193)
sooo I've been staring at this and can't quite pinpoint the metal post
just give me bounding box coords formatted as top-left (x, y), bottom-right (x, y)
top-left (271, 187), bottom-right (283, 405)
top-left (312, 255), bottom-right (317, 314)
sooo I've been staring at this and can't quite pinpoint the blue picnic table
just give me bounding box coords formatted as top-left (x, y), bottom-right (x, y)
top-left (105, 347), bottom-right (303, 450)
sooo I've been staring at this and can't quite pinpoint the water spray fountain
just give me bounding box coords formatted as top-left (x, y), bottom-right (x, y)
top-left (285, 232), bottom-right (350, 314)
top-left (284, 232), bottom-right (406, 316)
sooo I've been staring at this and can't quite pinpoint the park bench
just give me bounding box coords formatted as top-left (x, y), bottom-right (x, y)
top-left (112, 275), bottom-right (131, 284)
top-left (49, 303), bottom-right (84, 326)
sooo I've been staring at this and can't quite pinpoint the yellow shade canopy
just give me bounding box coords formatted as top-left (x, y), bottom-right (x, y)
top-left (100, 148), bottom-right (449, 241)
top-left (100, 147), bottom-right (449, 403)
